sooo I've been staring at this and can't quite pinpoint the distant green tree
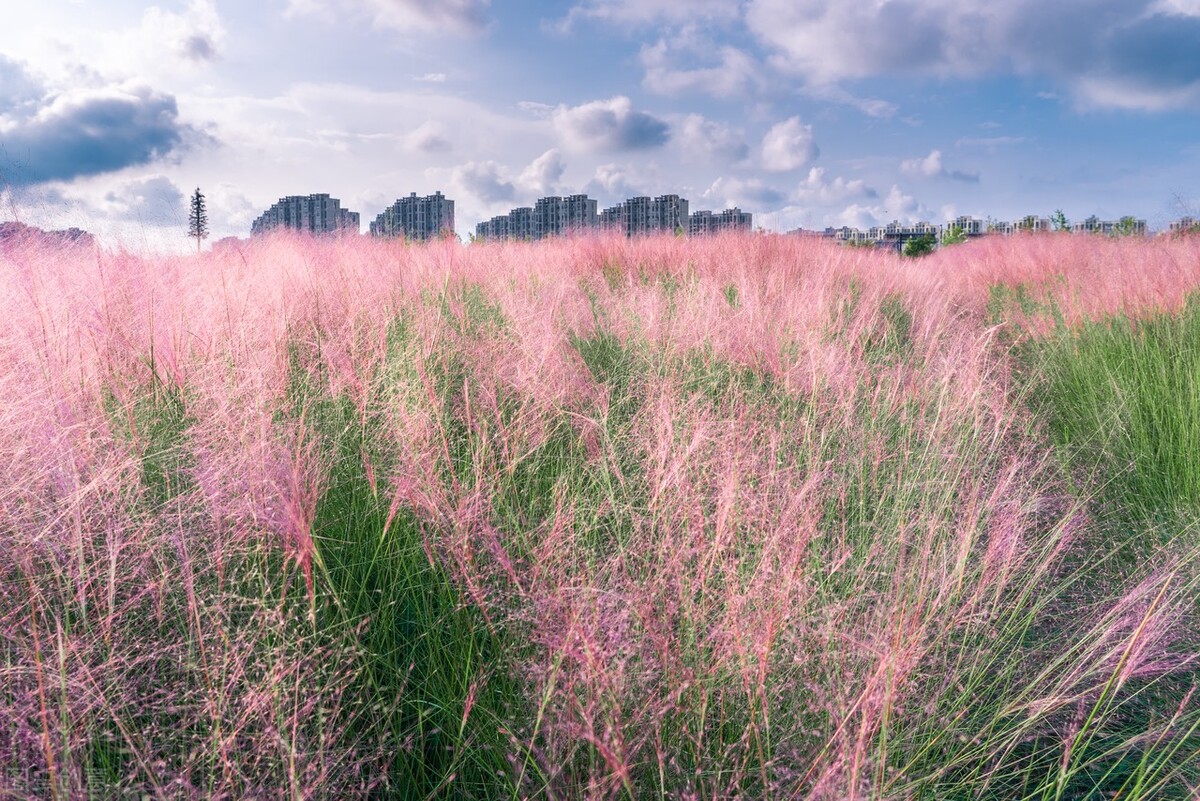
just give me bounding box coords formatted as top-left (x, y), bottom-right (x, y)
top-left (941, 225), bottom-right (967, 246)
top-left (188, 187), bottom-right (208, 253)
top-left (1051, 209), bottom-right (1070, 231)
top-left (903, 234), bottom-right (936, 258)
top-left (1113, 216), bottom-right (1143, 237)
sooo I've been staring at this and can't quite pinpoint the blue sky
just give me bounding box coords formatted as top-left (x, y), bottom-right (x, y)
top-left (2, 0), bottom-right (1199, 249)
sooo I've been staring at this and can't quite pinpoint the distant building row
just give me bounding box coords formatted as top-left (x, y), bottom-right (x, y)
top-left (475, 194), bottom-right (599, 241)
top-left (1170, 216), bottom-right (1200, 234)
top-left (248, 193), bottom-right (1194, 246)
top-left (0, 221), bottom-right (95, 249)
top-left (815, 213), bottom-right (1153, 251)
top-left (475, 194), bottom-right (751, 241)
top-left (250, 192), bottom-right (455, 241)
top-left (251, 194), bottom-right (360, 237)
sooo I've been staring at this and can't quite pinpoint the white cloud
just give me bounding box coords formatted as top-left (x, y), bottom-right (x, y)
top-left (517, 100), bottom-right (555, 117)
top-left (802, 84), bottom-right (898, 118)
top-left (588, 163), bottom-right (641, 199)
top-left (287, 0), bottom-right (490, 34)
top-left (1072, 76), bottom-right (1200, 111)
top-left (517, 149), bottom-right (566, 196)
top-left (900, 149), bottom-right (979, 182)
top-left (713, 169), bottom-right (880, 231)
top-left (445, 160), bottom-right (514, 204)
top-left (836, 184), bottom-right (930, 228)
top-left (432, 149), bottom-right (567, 207)
top-left (956, 136), bottom-right (1026, 148)
top-left (901, 150), bottom-right (945, 178)
top-left (746, 0), bottom-right (987, 83)
top-left (414, 72), bottom-right (447, 83)
top-left (0, 0), bottom-right (226, 90)
top-left (551, 96), bottom-right (670, 153)
top-left (744, 0), bottom-right (1200, 110)
top-left (703, 177), bottom-right (785, 209)
top-left (404, 121), bottom-right (452, 154)
top-left (99, 175), bottom-right (186, 225)
top-left (677, 114), bottom-right (749, 163)
top-left (640, 40), bottom-right (760, 99)
top-left (555, 0), bottom-right (738, 30)
top-left (793, 167), bottom-right (876, 204)
top-left (761, 116), bottom-right (819, 172)
top-left (1153, 0), bottom-right (1200, 15)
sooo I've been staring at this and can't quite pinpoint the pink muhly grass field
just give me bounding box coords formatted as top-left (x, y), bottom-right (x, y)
top-left (1, 230), bottom-right (1199, 799)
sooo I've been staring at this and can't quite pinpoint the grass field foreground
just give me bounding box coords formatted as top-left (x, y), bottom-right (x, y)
top-left (2, 231), bottom-right (1200, 798)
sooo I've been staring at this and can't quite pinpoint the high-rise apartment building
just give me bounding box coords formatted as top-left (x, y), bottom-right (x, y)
top-left (599, 203), bottom-right (627, 234)
top-left (476, 215), bottom-right (508, 241)
top-left (508, 207), bottom-right (533, 240)
top-left (250, 194), bottom-right (360, 237)
top-left (652, 195), bottom-right (690, 234)
top-left (689, 207), bottom-right (752, 236)
top-left (1071, 215), bottom-right (1146, 236)
top-left (480, 193), bottom-right (698, 240)
top-left (533, 196), bottom-right (566, 240)
top-left (564, 194), bottom-right (599, 231)
top-left (599, 195), bottom-right (688, 236)
top-left (476, 196), bottom-right (597, 241)
top-left (947, 215), bottom-right (985, 236)
top-left (370, 192), bottom-right (455, 241)
top-left (625, 197), bottom-right (654, 236)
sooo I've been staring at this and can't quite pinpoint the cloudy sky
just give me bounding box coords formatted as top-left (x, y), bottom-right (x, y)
top-left (2, 0), bottom-right (1200, 249)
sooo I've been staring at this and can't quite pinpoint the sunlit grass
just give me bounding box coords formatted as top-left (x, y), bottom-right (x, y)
top-left (1, 230), bottom-right (1199, 798)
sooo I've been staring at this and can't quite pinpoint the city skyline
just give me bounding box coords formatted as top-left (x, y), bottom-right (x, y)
top-left (237, 185), bottom-right (1167, 249)
top-left (1, 2), bottom-right (1199, 252)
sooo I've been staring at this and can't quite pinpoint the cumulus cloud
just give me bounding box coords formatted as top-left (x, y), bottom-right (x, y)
top-left (640, 39), bottom-right (760, 99)
top-left (517, 149), bottom-right (565, 196)
top-left (677, 114), bottom-right (749, 163)
top-left (0, 2), bottom-right (225, 102)
top-left (131, 0), bottom-right (225, 73)
top-left (793, 167), bottom-right (877, 204)
top-left (100, 175), bottom-right (185, 224)
top-left (837, 184), bottom-right (930, 228)
top-left (404, 121), bottom-right (452, 154)
top-left (552, 96), bottom-right (670, 153)
top-left (447, 160), bottom-right (514, 204)
top-left (744, 0), bottom-right (1200, 110)
top-left (900, 149), bottom-right (979, 183)
top-left (718, 169), bottom-right (880, 231)
top-left (761, 116), bottom-right (819, 172)
top-left (555, 0), bottom-right (738, 30)
top-left (704, 176), bottom-right (785, 209)
top-left (289, 0), bottom-right (490, 34)
top-left (588, 163), bottom-right (642, 200)
top-left (440, 150), bottom-right (567, 206)
top-left (181, 34), bottom-right (217, 62)
top-left (0, 56), bottom-right (43, 115)
top-left (0, 85), bottom-right (195, 186)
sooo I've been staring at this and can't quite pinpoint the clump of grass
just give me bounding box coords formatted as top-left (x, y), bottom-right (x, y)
top-left (1023, 296), bottom-right (1200, 527)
